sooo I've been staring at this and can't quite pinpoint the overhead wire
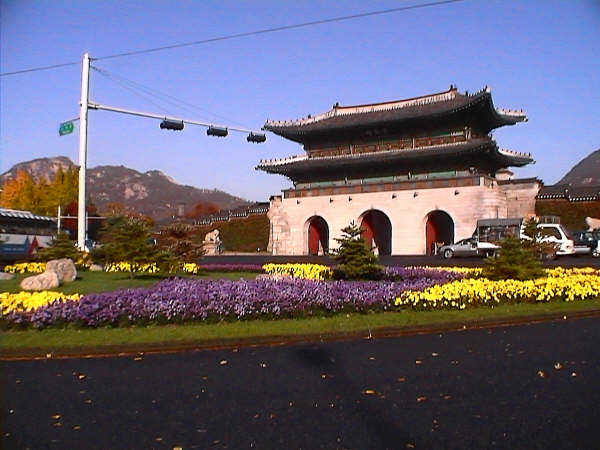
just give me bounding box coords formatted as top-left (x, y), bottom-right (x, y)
top-left (92, 66), bottom-right (176, 117)
top-left (91, 66), bottom-right (250, 128)
top-left (1, 0), bottom-right (464, 76)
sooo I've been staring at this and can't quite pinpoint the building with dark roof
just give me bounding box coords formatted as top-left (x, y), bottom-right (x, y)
top-left (257, 86), bottom-right (539, 255)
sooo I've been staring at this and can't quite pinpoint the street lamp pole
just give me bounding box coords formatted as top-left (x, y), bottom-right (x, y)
top-left (77, 52), bottom-right (90, 251)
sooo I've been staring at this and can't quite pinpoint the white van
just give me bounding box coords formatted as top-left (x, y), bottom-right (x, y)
top-left (457, 217), bottom-right (575, 259)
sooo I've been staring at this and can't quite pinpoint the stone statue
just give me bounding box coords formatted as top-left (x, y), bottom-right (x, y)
top-left (585, 217), bottom-right (600, 231)
top-left (203, 229), bottom-right (223, 255)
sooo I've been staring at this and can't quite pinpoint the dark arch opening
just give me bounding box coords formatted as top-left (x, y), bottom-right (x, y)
top-left (307, 216), bottom-right (329, 255)
top-left (360, 210), bottom-right (392, 256)
top-left (426, 210), bottom-right (454, 255)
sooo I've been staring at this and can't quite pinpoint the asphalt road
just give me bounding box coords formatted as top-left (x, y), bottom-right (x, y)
top-left (201, 254), bottom-right (599, 268)
top-left (3, 317), bottom-right (599, 449)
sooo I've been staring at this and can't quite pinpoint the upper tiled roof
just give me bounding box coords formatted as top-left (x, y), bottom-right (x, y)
top-left (264, 86), bottom-right (527, 143)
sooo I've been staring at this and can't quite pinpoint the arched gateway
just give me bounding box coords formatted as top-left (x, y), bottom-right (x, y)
top-left (425, 210), bottom-right (454, 255)
top-left (258, 86), bottom-right (534, 256)
top-left (360, 210), bottom-right (392, 256)
top-left (306, 216), bottom-right (329, 255)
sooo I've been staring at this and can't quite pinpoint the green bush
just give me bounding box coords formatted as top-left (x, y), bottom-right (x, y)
top-left (482, 236), bottom-right (545, 281)
top-left (332, 222), bottom-right (384, 280)
top-left (37, 231), bottom-right (80, 262)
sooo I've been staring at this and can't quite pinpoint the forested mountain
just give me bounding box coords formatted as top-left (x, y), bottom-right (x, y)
top-left (0, 156), bottom-right (249, 221)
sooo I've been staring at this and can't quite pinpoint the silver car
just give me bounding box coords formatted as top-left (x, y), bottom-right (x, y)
top-left (439, 238), bottom-right (498, 259)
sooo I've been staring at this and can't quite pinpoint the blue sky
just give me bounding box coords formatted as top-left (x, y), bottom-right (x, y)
top-left (1, 0), bottom-right (599, 202)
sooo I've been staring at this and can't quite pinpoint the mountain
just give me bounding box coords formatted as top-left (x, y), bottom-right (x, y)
top-left (1, 156), bottom-right (76, 182)
top-left (1, 156), bottom-right (249, 221)
top-left (557, 149), bottom-right (600, 186)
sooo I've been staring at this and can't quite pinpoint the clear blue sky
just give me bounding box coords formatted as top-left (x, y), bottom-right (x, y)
top-left (2, 0), bottom-right (599, 202)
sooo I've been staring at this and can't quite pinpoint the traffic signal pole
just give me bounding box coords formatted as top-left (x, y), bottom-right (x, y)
top-left (77, 52), bottom-right (90, 251)
top-left (74, 52), bottom-right (266, 250)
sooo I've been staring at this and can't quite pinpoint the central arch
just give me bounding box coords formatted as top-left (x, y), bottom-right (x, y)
top-left (425, 210), bottom-right (454, 255)
top-left (306, 216), bottom-right (329, 255)
top-left (359, 210), bottom-right (392, 256)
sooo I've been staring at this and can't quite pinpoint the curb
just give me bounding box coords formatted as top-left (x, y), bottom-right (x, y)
top-left (3, 308), bottom-right (600, 361)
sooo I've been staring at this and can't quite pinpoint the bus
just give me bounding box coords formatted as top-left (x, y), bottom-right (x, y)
top-left (0, 208), bottom-right (56, 261)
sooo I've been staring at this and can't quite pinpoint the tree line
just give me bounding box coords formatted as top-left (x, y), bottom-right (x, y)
top-left (0, 167), bottom-right (78, 215)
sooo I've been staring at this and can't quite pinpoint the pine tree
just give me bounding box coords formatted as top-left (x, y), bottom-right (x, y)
top-left (92, 216), bottom-right (163, 278)
top-left (332, 221), bottom-right (384, 280)
top-left (157, 223), bottom-right (204, 262)
top-left (482, 235), bottom-right (545, 280)
top-left (37, 231), bottom-right (80, 261)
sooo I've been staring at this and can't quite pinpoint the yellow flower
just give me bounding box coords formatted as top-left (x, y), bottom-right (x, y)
top-left (262, 263), bottom-right (333, 280)
top-left (1, 291), bottom-right (81, 314)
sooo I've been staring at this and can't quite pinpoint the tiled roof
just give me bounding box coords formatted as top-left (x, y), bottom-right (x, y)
top-left (537, 184), bottom-right (600, 202)
top-left (264, 86), bottom-right (527, 142)
top-left (0, 208), bottom-right (56, 222)
top-left (257, 138), bottom-right (533, 179)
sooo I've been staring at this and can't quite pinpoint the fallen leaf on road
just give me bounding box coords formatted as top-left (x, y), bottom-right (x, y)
top-left (364, 389), bottom-right (376, 395)
top-left (571, 372), bottom-right (577, 377)
top-left (415, 360), bottom-right (422, 365)
top-left (537, 370), bottom-right (546, 378)
top-left (397, 377), bottom-right (406, 382)
top-left (417, 396), bottom-right (427, 402)
top-left (554, 362), bottom-right (563, 370)
top-left (431, 352), bottom-right (439, 357)
top-left (51, 414), bottom-right (61, 419)
top-left (220, 360), bottom-right (228, 365)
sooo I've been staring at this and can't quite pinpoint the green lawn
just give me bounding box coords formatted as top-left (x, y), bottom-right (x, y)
top-left (2, 296), bottom-right (599, 356)
top-left (0, 270), bottom-right (260, 295)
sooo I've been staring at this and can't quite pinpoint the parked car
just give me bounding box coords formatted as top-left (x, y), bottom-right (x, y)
top-left (572, 230), bottom-right (600, 257)
top-left (438, 237), bottom-right (499, 259)
top-left (440, 217), bottom-right (576, 260)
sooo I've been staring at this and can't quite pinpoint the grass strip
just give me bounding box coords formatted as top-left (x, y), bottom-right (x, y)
top-left (2, 297), bottom-right (599, 356)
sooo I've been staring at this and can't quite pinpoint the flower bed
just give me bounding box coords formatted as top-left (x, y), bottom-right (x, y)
top-left (396, 268), bottom-right (600, 310)
top-left (3, 262), bottom-right (47, 274)
top-left (1, 272), bottom-right (456, 329)
top-left (263, 263), bottom-right (333, 280)
top-left (1, 291), bottom-right (81, 314)
top-left (183, 263), bottom-right (264, 274)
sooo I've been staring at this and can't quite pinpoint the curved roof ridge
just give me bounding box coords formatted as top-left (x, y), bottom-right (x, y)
top-left (265, 85), bottom-right (494, 128)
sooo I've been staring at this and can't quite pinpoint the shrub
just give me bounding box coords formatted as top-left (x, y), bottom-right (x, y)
top-left (36, 231), bottom-right (80, 262)
top-left (332, 222), bottom-right (384, 280)
top-left (482, 236), bottom-right (545, 281)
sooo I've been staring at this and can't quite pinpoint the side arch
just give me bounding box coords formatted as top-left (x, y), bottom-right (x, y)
top-left (425, 210), bottom-right (455, 255)
top-left (305, 216), bottom-right (329, 255)
top-left (359, 209), bottom-right (392, 256)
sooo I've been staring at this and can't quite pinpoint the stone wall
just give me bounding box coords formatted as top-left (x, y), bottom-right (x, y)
top-left (267, 177), bottom-right (540, 255)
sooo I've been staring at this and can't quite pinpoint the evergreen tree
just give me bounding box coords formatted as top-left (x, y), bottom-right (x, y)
top-left (37, 231), bottom-right (80, 261)
top-left (93, 216), bottom-right (163, 278)
top-left (332, 221), bottom-right (384, 280)
top-left (157, 223), bottom-right (204, 262)
top-left (482, 235), bottom-right (545, 280)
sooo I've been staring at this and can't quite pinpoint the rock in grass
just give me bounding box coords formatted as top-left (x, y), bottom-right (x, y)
top-left (20, 271), bottom-right (60, 291)
top-left (0, 272), bottom-right (15, 281)
top-left (46, 258), bottom-right (77, 282)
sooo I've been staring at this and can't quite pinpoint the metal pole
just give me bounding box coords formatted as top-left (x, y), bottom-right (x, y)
top-left (57, 205), bottom-right (62, 233)
top-left (77, 53), bottom-right (90, 251)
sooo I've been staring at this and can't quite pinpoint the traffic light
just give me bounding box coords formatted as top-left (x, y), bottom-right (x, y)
top-left (160, 119), bottom-right (184, 131)
top-left (247, 132), bottom-right (266, 143)
top-left (207, 126), bottom-right (228, 137)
